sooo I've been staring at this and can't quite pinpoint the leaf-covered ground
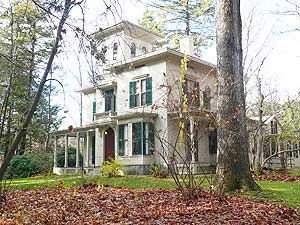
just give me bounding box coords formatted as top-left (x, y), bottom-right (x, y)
top-left (0, 185), bottom-right (299, 225)
top-left (255, 171), bottom-right (300, 182)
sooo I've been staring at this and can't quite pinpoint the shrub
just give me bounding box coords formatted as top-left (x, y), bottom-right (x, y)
top-left (100, 158), bottom-right (126, 178)
top-left (57, 146), bottom-right (83, 167)
top-left (149, 164), bottom-right (168, 178)
top-left (6, 152), bottom-right (52, 178)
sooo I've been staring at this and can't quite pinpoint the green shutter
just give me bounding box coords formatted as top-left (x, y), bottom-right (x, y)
top-left (129, 81), bottom-right (135, 108)
top-left (146, 77), bottom-right (152, 105)
top-left (112, 95), bottom-right (116, 112)
top-left (143, 122), bottom-right (146, 155)
top-left (93, 101), bottom-right (96, 113)
top-left (118, 125), bottom-right (123, 156)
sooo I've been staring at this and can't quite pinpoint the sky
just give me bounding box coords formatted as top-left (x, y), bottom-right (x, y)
top-left (54, 0), bottom-right (300, 128)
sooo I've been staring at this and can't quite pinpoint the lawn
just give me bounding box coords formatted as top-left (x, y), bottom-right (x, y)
top-left (1, 173), bottom-right (300, 224)
top-left (4, 172), bottom-right (300, 211)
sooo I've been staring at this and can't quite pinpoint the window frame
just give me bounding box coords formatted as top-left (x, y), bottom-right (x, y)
top-left (130, 42), bottom-right (136, 58)
top-left (132, 122), bottom-right (154, 155)
top-left (113, 43), bottom-right (118, 60)
top-left (141, 46), bottom-right (147, 54)
top-left (184, 78), bottom-right (200, 107)
top-left (104, 89), bottom-right (115, 112)
top-left (129, 77), bottom-right (152, 108)
top-left (118, 124), bottom-right (128, 156)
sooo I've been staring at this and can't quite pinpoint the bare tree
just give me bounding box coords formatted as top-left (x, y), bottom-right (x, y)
top-left (0, 0), bottom-right (79, 184)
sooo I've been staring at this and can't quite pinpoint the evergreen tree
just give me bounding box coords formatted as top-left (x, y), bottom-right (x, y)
top-left (0, 0), bottom-right (62, 156)
top-left (139, 0), bottom-right (215, 54)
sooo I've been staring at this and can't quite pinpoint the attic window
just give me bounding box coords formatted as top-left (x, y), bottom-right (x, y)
top-left (130, 43), bottom-right (136, 58)
top-left (113, 43), bottom-right (118, 60)
top-left (141, 46), bottom-right (147, 54)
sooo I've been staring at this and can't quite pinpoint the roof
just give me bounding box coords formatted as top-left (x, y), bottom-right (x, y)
top-left (90, 20), bottom-right (164, 40)
top-left (105, 47), bottom-right (216, 70)
top-left (248, 114), bottom-right (282, 128)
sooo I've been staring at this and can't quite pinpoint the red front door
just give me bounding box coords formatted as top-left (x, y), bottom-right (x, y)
top-left (104, 128), bottom-right (115, 161)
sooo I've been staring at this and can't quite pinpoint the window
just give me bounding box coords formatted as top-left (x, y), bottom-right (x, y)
top-left (209, 130), bottom-right (217, 154)
top-left (271, 120), bottom-right (278, 134)
top-left (143, 122), bottom-right (154, 155)
top-left (184, 78), bottom-right (200, 107)
top-left (104, 89), bottom-right (115, 112)
top-left (203, 86), bottom-right (211, 110)
top-left (293, 142), bottom-right (299, 158)
top-left (113, 43), bottom-right (118, 60)
top-left (141, 46), bottom-right (147, 54)
top-left (130, 42), bottom-right (136, 57)
top-left (132, 122), bottom-right (142, 155)
top-left (132, 122), bottom-right (154, 155)
top-left (129, 77), bottom-right (152, 108)
top-left (118, 124), bottom-right (128, 156)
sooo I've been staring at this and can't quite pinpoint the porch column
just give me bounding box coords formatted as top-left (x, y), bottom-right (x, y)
top-left (128, 123), bottom-right (133, 156)
top-left (64, 134), bottom-right (68, 168)
top-left (86, 131), bottom-right (90, 167)
top-left (190, 117), bottom-right (195, 163)
top-left (95, 128), bottom-right (102, 166)
top-left (76, 132), bottom-right (80, 169)
top-left (53, 136), bottom-right (58, 168)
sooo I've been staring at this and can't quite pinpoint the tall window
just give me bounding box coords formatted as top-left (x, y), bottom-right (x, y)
top-left (271, 120), bottom-right (278, 134)
top-left (209, 130), bottom-right (217, 154)
top-left (104, 89), bottom-right (115, 112)
top-left (203, 86), bottom-right (211, 110)
top-left (293, 142), bottom-right (299, 158)
top-left (118, 124), bottom-right (128, 156)
top-left (129, 77), bottom-right (152, 108)
top-left (113, 43), bottom-right (118, 60)
top-left (184, 78), bottom-right (200, 107)
top-left (132, 122), bottom-right (154, 155)
top-left (132, 122), bottom-right (142, 155)
top-left (130, 42), bottom-right (136, 57)
top-left (141, 46), bottom-right (147, 54)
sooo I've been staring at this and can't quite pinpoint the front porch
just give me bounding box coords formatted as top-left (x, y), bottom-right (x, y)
top-left (51, 113), bottom-right (158, 176)
top-left (51, 123), bottom-right (117, 176)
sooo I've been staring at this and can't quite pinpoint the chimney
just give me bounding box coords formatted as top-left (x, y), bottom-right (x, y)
top-left (179, 36), bottom-right (195, 56)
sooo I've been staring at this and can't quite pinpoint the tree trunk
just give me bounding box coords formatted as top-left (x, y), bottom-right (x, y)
top-left (215, 0), bottom-right (260, 192)
top-left (255, 76), bottom-right (263, 173)
top-left (0, 0), bottom-right (72, 182)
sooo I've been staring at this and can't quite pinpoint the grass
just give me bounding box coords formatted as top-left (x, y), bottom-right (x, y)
top-left (4, 174), bottom-right (178, 190)
top-left (3, 172), bottom-right (300, 211)
top-left (243, 180), bottom-right (300, 210)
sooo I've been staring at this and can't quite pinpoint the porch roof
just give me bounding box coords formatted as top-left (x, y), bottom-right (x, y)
top-left (51, 112), bottom-right (158, 137)
top-left (50, 122), bottom-right (110, 137)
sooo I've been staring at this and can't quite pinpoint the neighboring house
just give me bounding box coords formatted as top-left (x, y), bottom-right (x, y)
top-left (248, 115), bottom-right (300, 169)
top-left (51, 21), bottom-right (217, 175)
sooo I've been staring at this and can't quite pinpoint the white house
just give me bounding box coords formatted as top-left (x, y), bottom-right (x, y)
top-left (52, 21), bottom-right (218, 175)
top-left (249, 115), bottom-right (300, 169)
